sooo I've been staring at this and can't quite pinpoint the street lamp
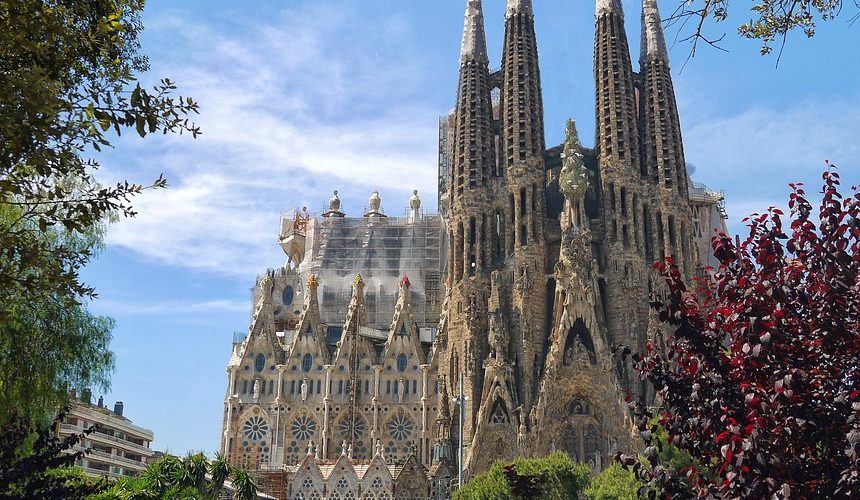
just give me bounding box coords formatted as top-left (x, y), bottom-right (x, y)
top-left (451, 372), bottom-right (469, 491)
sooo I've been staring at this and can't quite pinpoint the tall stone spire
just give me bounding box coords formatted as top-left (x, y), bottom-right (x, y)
top-left (501, 0), bottom-right (547, 416)
top-left (449, 0), bottom-right (494, 277)
top-left (460, 0), bottom-right (488, 64)
top-left (639, 0), bottom-right (694, 276)
top-left (594, 0), bottom-right (640, 172)
top-left (594, 0), bottom-right (648, 352)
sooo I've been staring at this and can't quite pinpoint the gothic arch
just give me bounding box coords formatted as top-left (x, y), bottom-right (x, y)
top-left (488, 398), bottom-right (510, 425)
top-left (563, 318), bottom-right (597, 365)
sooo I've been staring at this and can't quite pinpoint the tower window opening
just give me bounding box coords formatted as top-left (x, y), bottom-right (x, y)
top-left (397, 354), bottom-right (408, 373)
top-left (302, 354), bottom-right (313, 373)
top-left (255, 354), bottom-right (265, 373)
top-left (520, 188), bottom-right (527, 217)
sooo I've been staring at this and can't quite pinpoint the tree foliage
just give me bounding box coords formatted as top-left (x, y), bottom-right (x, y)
top-left (583, 464), bottom-right (639, 500)
top-left (455, 452), bottom-right (590, 500)
top-left (0, 202), bottom-right (115, 423)
top-left (96, 452), bottom-right (258, 500)
top-left (668, 0), bottom-right (859, 57)
top-left (0, 410), bottom-right (108, 499)
top-left (622, 167), bottom-right (860, 498)
top-left (0, 0), bottom-right (199, 311)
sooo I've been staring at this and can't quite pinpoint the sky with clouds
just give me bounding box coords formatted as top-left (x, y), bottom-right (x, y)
top-left (80, 0), bottom-right (860, 455)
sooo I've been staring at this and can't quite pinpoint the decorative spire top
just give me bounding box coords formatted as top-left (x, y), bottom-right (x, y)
top-left (400, 274), bottom-right (411, 290)
top-left (306, 272), bottom-right (319, 289)
top-left (353, 274), bottom-right (365, 292)
top-left (596, 0), bottom-right (624, 17)
top-left (324, 190), bottom-right (345, 218)
top-left (409, 190), bottom-right (421, 210)
top-left (368, 191), bottom-right (381, 212)
top-left (328, 190), bottom-right (341, 212)
top-left (559, 119), bottom-right (588, 202)
top-left (460, 0), bottom-right (488, 64)
top-left (506, 0), bottom-right (533, 17)
top-left (641, 0), bottom-right (668, 62)
top-left (365, 191), bottom-right (386, 218)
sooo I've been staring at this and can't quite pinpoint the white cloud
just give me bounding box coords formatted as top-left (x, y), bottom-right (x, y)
top-left (682, 92), bottom-right (860, 233)
top-left (93, 297), bottom-right (249, 316)
top-left (102, 2), bottom-right (442, 278)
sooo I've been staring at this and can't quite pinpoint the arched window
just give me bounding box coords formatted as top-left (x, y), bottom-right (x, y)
top-left (255, 354), bottom-right (265, 372)
top-left (282, 285), bottom-right (295, 305)
top-left (302, 353), bottom-right (313, 373)
top-left (397, 354), bottom-right (407, 373)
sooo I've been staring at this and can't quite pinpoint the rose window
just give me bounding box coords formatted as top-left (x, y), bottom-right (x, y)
top-left (338, 416), bottom-right (367, 440)
top-left (242, 416), bottom-right (269, 442)
top-left (291, 415), bottom-right (318, 442)
top-left (387, 414), bottom-right (414, 441)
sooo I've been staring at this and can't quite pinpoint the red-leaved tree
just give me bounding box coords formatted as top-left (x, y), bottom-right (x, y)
top-left (622, 167), bottom-right (860, 499)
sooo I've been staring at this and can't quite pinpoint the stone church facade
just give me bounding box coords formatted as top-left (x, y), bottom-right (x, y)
top-left (220, 0), bottom-right (729, 496)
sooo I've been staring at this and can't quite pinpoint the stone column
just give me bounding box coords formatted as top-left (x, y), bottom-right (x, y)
top-left (323, 365), bottom-right (333, 459)
top-left (275, 365), bottom-right (286, 402)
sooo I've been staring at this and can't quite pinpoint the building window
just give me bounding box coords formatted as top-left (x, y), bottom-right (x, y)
top-left (386, 381), bottom-right (391, 394)
top-left (397, 354), bottom-right (407, 373)
top-left (302, 354), bottom-right (313, 373)
top-left (255, 354), bottom-right (265, 373)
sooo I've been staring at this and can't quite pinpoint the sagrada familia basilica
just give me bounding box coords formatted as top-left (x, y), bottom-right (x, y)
top-left (220, 0), bottom-right (728, 498)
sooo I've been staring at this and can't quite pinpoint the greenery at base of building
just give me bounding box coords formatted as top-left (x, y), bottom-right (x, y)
top-left (583, 464), bottom-right (639, 500)
top-left (0, 410), bottom-right (108, 499)
top-left (454, 453), bottom-right (590, 500)
top-left (95, 453), bottom-right (258, 500)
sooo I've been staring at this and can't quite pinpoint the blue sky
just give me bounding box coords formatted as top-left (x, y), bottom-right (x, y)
top-left (80, 0), bottom-right (860, 455)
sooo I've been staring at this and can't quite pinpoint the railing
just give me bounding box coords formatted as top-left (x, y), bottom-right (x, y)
top-left (86, 429), bottom-right (154, 455)
top-left (86, 449), bottom-right (149, 471)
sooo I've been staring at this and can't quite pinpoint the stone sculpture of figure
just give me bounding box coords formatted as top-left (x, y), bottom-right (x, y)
top-left (466, 293), bottom-right (478, 327)
top-left (515, 265), bottom-right (532, 291)
top-left (488, 313), bottom-right (504, 360)
top-left (252, 379), bottom-right (260, 401)
top-left (564, 345), bottom-right (574, 366)
top-left (517, 406), bottom-right (528, 451)
top-left (398, 380), bottom-right (405, 403)
top-left (301, 379), bottom-right (308, 402)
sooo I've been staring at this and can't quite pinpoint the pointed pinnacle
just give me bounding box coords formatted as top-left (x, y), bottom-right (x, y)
top-left (596, 0), bottom-right (624, 17)
top-left (506, 0), bottom-right (533, 17)
top-left (641, 0), bottom-right (668, 62)
top-left (460, 0), bottom-right (488, 64)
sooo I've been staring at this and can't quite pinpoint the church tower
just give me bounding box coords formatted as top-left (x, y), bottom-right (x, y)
top-left (593, 0), bottom-right (651, 378)
top-left (500, 0), bottom-right (548, 410)
top-left (441, 0), bottom-right (495, 464)
top-left (639, 0), bottom-right (695, 278)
